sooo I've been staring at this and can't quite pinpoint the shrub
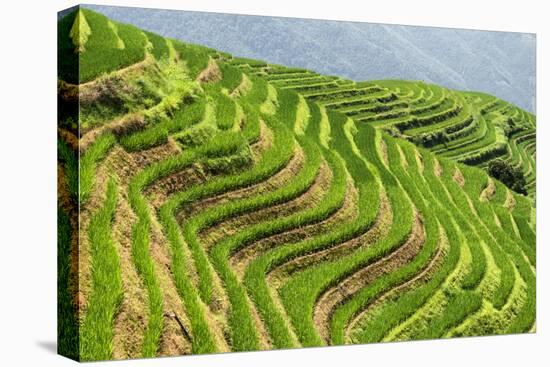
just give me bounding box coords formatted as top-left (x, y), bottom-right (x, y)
top-left (487, 159), bottom-right (528, 195)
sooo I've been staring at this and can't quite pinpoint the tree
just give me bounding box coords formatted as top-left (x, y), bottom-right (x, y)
top-left (487, 159), bottom-right (527, 195)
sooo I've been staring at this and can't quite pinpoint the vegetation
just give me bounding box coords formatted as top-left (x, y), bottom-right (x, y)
top-left (58, 8), bottom-right (536, 362)
top-left (57, 207), bottom-right (79, 360)
top-left (488, 159), bottom-right (528, 195)
top-left (60, 9), bottom-right (148, 83)
top-left (80, 179), bottom-right (122, 360)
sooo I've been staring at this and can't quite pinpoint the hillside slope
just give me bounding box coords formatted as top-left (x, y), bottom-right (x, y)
top-left (220, 57), bottom-right (536, 197)
top-left (57, 8), bottom-right (536, 361)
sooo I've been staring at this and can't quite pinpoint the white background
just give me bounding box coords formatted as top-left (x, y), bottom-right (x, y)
top-left (0, 0), bottom-right (546, 365)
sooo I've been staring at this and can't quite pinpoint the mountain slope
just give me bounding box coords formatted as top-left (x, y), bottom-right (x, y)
top-left (57, 8), bottom-right (536, 361)
top-left (219, 58), bottom-right (535, 196)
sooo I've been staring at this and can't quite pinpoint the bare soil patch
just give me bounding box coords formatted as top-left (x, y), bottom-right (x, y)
top-left (379, 139), bottom-right (389, 166)
top-left (479, 179), bottom-right (496, 202)
top-left (196, 58), bottom-right (222, 84)
top-left (434, 158), bottom-right (443, 177)
top-left (250, 121), bottom-right (273, 161)
top-left (453, 167), bottom-right (465, 187)
top-left (479, 178), bottom-right (497, 201)
top-left (58, 128), bottom-right (79, 151)
top-left (80, 113), bottom-right (146, 152)
top-left (77, 149), bottom-right (119, 320)
top-left (503, 190), bottom-right (516, 211)
top-left (57, 165), bottom-right (81, 320)
top-left (230, 74), bottom-right (252, 98)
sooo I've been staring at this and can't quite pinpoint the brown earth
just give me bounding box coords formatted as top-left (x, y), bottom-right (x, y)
top-left (453, 167), bottom-right (465, 187)
top-left (77, 149), bottom-right (117, 319)
top-left (503, 190), bottom-right (516, 211)
top-left (57, 164), bottom-right (81, 320)
top-left (230, 74), bottom-right (252, 98)
top-left (79, 113), bottom-right (146, 153)
top-left (379, 138), bottom-right (389, 166)
top-left (111, 189), bottom-right (150, 359)
top-left (58, 128), bottom-right (79, 151)
top-left (197, 58), bottom-right (222, 84)
top-left (479, 179), bottom-right (496, 202)
top-left (434, 158), bottom-right (443, 177)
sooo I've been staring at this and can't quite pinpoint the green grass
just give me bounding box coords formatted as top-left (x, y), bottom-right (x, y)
top-left (58, 139), bottom-right (79, 201)
top-left (57, 207), bottom-right (79, 360)
top-left (80, 179), bottom-right (122, 361)
top-left (330, 131), bottom-right (443, 344)
top-left (143, 30), bottom-right (169, 61)
top-left (243, 148), bottom-right (347, 348)
top-left (67, 9), bottom-right (147, 83)
top-left (167, 118), bottom-right (292, 301)
top-left (127, 158), bottom-right (170, 357)
top-left (172, 42), bottom-right (210, 79)
top-left (219, 63), bottom-right (244, 92)
top-left (80, 133), bottom-right (117, 204)
top-left (206, 134), bottom-right (322, 350)
top-left (58, 9), bottom-right (80, 84)
top-left (212, 91), bottom-right (237, 130)
top-left (120, 97), bottom-right (206, 151)
top-left (228, 57), bottom-right (535, 196)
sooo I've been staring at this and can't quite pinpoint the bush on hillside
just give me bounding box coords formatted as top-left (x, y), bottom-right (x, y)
top-left (487, 159), bottom-right (528, 195)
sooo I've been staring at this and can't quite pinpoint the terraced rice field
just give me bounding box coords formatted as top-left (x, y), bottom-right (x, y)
top-left (58, 8), bottom-right (536, 362)
top-left (224, 59), bottom-right (536, 197)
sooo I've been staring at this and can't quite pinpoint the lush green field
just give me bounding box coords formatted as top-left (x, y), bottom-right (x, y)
top-left (58, 8), bottom-right (536, 361)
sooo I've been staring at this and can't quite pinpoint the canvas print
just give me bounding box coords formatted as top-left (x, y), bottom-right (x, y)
top-left (57, 4), bottom-right (536, 362)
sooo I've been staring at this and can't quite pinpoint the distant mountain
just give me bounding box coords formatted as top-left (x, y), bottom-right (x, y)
top-left (81, 4), bottom-right (536, 113)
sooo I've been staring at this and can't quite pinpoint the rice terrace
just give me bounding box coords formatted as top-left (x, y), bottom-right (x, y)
top-left (57, 6), bottom-right (536, 362)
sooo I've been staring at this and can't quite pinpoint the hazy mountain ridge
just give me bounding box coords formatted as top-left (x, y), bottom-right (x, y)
top-left (81, 4), bottom-right (535, 113)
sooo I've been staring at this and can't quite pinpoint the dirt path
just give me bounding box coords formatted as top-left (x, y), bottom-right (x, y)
top-left (105, 146), bottom-right (192, 357)
top-left (57, 164), bottom-right (81, 325)
top-left (453, 167), bottom-right (465, 187)
top-left (80, 113), bottom-right (146, 152)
